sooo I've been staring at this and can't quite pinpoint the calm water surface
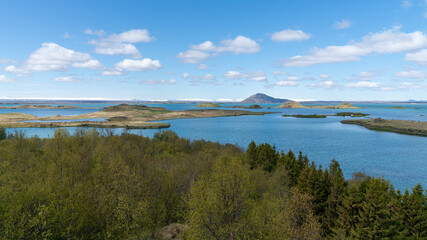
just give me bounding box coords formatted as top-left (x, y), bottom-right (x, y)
top-left (1, 103), bottom-right (426, 190)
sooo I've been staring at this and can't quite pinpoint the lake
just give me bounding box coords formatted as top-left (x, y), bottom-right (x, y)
top-left (1, 102), bottom-right (426, 190)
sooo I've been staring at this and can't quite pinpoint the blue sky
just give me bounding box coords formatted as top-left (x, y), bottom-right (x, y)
top-left (0, 0), bottom-right (427, 101)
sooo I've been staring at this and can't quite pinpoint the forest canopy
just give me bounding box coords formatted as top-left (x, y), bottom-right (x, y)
top-left (0, 128), bottom-right (425, 239)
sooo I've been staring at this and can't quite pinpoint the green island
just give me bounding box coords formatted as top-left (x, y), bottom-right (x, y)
top-left (0, 104), bottom-right (273, 129)
top-left (341, 118), bottom-right (427, 137)
top-left (277, 102), bottom-right (360, 109)
top-left (228, 104), bottom-right (263, 109)
top-left (283, 112), bottom-right (370, 118)
top-left (0, 129), bottom-right (424, 239)
top-left (194, 103), bottom-right (221, 107)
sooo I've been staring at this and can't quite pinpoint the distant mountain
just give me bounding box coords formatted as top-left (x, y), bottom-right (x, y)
top-left (241, 93), bottom-right (290, 103)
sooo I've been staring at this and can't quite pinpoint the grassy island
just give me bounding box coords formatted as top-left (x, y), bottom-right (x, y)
top-left (194, 103), bottom-right (220, 108)
top-left (276, 102), bottom-right (360, 109)
top-left (283, 112), bottom-right (369, 118)
top-left (341, 118), bottom-right (427, 137)
top-left (229, 104), bottom-right (263, 109)
top-left (0, 104), bottom-right (273, 129)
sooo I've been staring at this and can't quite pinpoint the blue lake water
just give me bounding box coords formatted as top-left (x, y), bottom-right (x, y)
top-left (1, 103), bottom-right (426, 190)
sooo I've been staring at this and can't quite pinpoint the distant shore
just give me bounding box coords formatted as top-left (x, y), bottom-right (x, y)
top-left (0, 104), bottom-right (274, 129)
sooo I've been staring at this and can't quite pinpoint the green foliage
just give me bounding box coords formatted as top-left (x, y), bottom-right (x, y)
top-left (0, 127), bottom-right (6, 140)
top-left (0, 130), bottom-right (424, 239)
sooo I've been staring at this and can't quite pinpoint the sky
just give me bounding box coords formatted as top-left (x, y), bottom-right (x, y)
top-left (0, 0), bottom-right (427, 101)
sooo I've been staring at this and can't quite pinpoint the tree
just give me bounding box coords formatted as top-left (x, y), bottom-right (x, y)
top-left (0, 127), bottom-right (6, 140)
top-left (282, 188), bottom-right (322, 240)
top-left (186, 156), bottom-right (254, 239)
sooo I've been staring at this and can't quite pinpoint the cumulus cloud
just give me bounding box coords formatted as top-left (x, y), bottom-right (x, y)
top-left (177, 36), bottom-right (260, 63)
top-left (333, 19), bottom-right (352, 30)
top-left (0, 75), bottom-right (14, 82)
top-left (89, 29), bottom-right (154, 58)
top-left (197, 64), bottom-right (208, 69)
top-left (83, 29), bottom-right (106, 36)
top-left (395, 70), bottom-right (427, 80)
top-left (53, 76), bottom-right (81, 82)
top-left (140, 79), bottom-right (177, 85)
top-left (182, 72), bottom-right (220, 85)
top-left (405, 49), bottom-right (427, 65)
top-left (359, 71), bottom-right (376, 80)
top-left (5, 43), bottom-right (101, 76)
top-left (346, 81), bottom-right (379, 88)
top-left (275, 80), bottom-right (299, 86)
top-left (271, 29), bottom-right (312, 42)
top-left (115, 58), bottom-right (162, 71)
top-left (182, 73), bottom-right (190, 79)
top-left (177, 50), bottom-right (210, 64)
top-left (72, 59), bottom-right (103, 70)
top-left (223, 70), bottom-right (267, 82)
top-left (309, 80), bottom-right (336, 88)
top-left (101, 69), bottom-right (123, 76)
top-left (284, 26), bottom-right (427, 67)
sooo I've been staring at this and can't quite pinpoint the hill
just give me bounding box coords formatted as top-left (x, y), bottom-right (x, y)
top-left (241, 93), bottom-right (289, 103)
top-left (276, 102), bottom-right (306, 108)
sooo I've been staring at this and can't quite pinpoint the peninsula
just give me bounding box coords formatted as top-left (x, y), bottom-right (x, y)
top-left (0, 104), bottom-right (274, 129)
top-left (341, 118), bottom-right (427, 137)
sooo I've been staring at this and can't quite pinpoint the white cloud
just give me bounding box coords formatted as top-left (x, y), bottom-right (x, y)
top-left (309, 80), bottom-right (336, 88)
top-left (0, 58), bottom-right (9, 64)
top-left (271, 29), bottom-right (312, 42)
top-left (101, 69), bottom-right (123, 76)
top-left (177, 50), bottom-right (210, 64)
top-left (197, 64), bottom-right (208, 69)
top-left (140, 79), bottom-right (177, 85)
top-left (5, 43), bottom-right (100, 76)
top-left (405, 49), bottom-right (427, 65)
top-left (275, 80), bottom-right (299, 86)
top-left (346, 81), bottom-right (379, 88)
top-left (84, 29), bottom-right (106, 36)
top-left (216, 36), bottom-right (260, 54)
top-left (115, 58), bottom-right (162, 72)
top-left (247, 72), bottom-right (267, 81)
top-left (192, 41), bottom-right (216, 51)
top-left (53, 76), bottom-right (81, 82)
top-left (359, 71), bottom-right (376, 81)
top-left (177, 35), bottom-right (260, 63)
top-left (89, 29), bottom-right (154, 58)
top-left (223, 70), bottom-right (267, 82)
top-left (395, 70), bottom-right (427, 80)
top-left (72, 59), bottom-right (103, 70)
top-left (223, 70), bottom-right (245, 79)
top-left (284, 26), bottom-right (427, 67)
top-left (333, 19), bottom-right (352, 30)
top-left (286, 76), bottom-right (299, 81)
top-left (0, 75), bottom-right (14, 82)
top-left (183, 73), bottom-right (216, 81)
